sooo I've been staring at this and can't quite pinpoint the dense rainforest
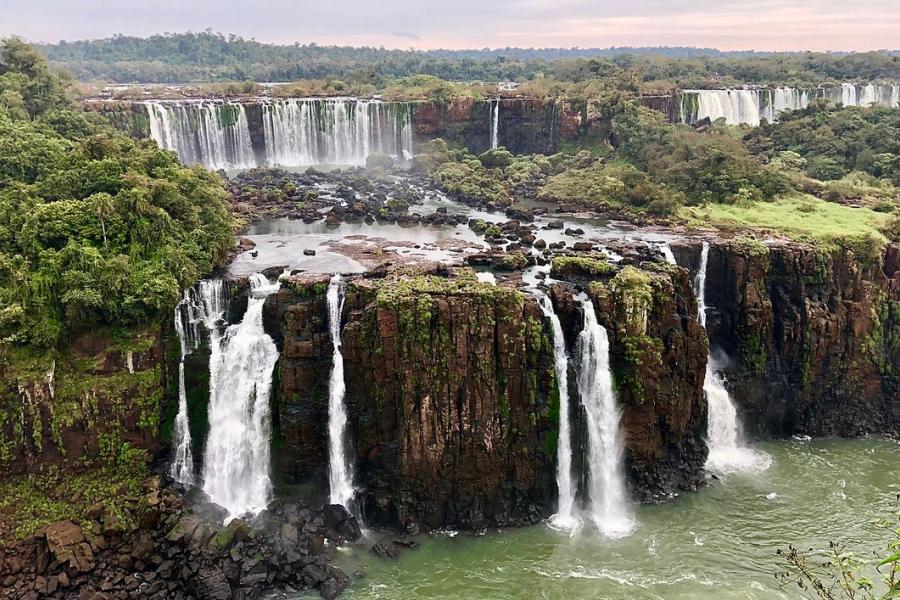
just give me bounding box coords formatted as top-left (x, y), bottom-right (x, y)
top-left (37, 31), bottom-right (900, 87)
top-left (0, 38), bottom-right (235, 348)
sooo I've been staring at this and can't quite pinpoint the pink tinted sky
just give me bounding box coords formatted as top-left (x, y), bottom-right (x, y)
top-left (2, 0), bottom-right (898, 51)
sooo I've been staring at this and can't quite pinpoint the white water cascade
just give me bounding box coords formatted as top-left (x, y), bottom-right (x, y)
top-left (681, 83), bottom-right (900, 126)
top-left (170, 280), bottom-right (227, 486)
top-left (576, 295), bottom-right (635, 537)
top-left (146, 101), bottom-right (255, 170)
top-left (523, 266), bottom-right (577, 529)
top-left (201, 274), bottom-right (280, 520)
top-left (692, 243), bottom-right (770, 475)
top-left (490, 99), bottom-right (500, 149)
top-left (262, 99), bottom-right (414, 166)
top-left (327, 275), bottom-right (356, 510)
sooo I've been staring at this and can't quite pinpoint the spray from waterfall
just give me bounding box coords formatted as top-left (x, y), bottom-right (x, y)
top-left (524, 266), bottom-right (577, 530)
top-left (202, 274), bottom-right (280, 521)
top-left (576, 295), bottom-right (635, 538)
top-left (327, 274), bottom-right (356, 511)
top-left (692, 243), bottom-right (770, 475)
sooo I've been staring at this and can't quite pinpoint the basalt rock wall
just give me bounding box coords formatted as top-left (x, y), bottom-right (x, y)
top-left (673, 239), bottom-right (899, 437)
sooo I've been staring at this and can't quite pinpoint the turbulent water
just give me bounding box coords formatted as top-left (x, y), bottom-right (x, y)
top-left (201, 274), bottom-right (280, 520)
top-left (145, 98), bottom-right (413, 169)
top-left (170, 280), bottom-right (227, 486)
top-left (146, 101), bottom-right (255, 170)
top-left (336, 438), bottom-right (900, 600)
top-left (262, 99), bottom-right (413, 166)
top-left (680, 83), bottom-right (900, 125)
top-left (524, 266), bottom-right (577, 529)
top-left (693, 243), bottom-right (770, 475)
top-left (576, 295), bottom-right (634, 537)
top-left (327, 274), bottom-right (356, 511)
top-left (490, 99), bottom-right (500, 149)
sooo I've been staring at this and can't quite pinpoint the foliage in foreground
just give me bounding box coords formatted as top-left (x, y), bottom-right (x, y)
top-left (777, 502), bottom-right (900, 599)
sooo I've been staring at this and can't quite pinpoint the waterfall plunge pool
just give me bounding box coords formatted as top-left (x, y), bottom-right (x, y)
top-left (288, 438), bottom-right (899, 599)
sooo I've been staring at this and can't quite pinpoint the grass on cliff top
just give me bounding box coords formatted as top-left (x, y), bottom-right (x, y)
top-left (679, 194), bottom-right (891, 248)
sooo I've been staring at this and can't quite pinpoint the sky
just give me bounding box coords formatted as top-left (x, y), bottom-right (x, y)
top-left (2, 0), bottom-right (898, 51)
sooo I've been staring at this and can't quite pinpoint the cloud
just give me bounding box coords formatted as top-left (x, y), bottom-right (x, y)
top-left (391, 31), bottom-right (421, 41)
top-left (1, 0), bottom-right (898, 51)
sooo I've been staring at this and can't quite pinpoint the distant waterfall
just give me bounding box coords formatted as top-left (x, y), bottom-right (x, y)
top-left (524, 266), bottom-right (577, 529)
top-left (490, 99), bottom-right (500, 149)
top-left (576, 295), bottom-right (634, 537)
top-left (693, 243), bottom-right (770, 475)
top-left (327, 274), bottom-right (356, 510)
top-left (202, 274), bottom-right (280, 520)
top-left (170, 279), bottom-right (227, 486)
top-left (680, 83), bottom-right (900, 125)
top-left (146, 101), bottom-right (255, 170)
top-left (262, 99), bottom-right (414, 166)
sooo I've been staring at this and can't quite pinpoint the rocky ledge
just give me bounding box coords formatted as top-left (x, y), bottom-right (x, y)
top-left (0, 477), bottom-right (358, 600)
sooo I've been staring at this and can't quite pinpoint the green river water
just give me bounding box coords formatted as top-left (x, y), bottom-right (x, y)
top-left (324, 438), bottom-right (899, 600)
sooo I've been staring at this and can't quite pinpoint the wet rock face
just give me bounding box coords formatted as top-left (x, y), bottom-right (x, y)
top-left (551, 263), bottom-right (709, 502)
top-left (268, 270), bottom-right (558, 530)
top-left (680, 239), bottom-right (899, 437)
top-left (341, 277), bottom-right (557, 531)
top-left (0, 327), bottom-right (168, 476)
top-left (412, 97), bottom-right (584, 155)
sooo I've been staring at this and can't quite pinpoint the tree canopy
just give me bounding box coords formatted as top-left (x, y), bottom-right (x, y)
top-left (0, 38), bottom-right (235, 348)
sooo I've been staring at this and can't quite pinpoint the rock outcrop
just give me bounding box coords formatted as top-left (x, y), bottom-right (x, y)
top-left (0, 477), bottom-right (353, 600)
top-left (673, 238), bottom-right (899, 437)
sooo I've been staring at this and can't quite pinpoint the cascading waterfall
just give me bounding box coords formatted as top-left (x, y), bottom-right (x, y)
top-left (576, 295), bottom-right (635, 538)
top-left (681, 83), bottom-right (899, 125)
top-left (524, 266), bottom-right (577, 529)
top-left (202, 274), bottom-right (280, 520)
top-left (262, 99), bottom-right (414, 166)
top-left (490, 99), bottom-right (500, 149)
top-left (327, 274), bottom-right (356, 511)
top-left (170, 280), bottom-right (227, 486)
top-left (692, 243), bottom-right (770, 475)
top-left (146, 101), bottom-right (255, 170)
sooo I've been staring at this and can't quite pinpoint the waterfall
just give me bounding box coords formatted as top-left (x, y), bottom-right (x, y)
top-left (261, 99), bottom-right (414, 166)
top-left (170, 280), bottom-right (227, 486)
top-left (693, 243), bottom-right (770, 476)
top-left (524, 266), bottom-right (577, 529)
top-left (576, 295), bottom-right (634, 538)
top-left (146, 101), bottom-right (255, 170)
top-left (681, 83), bottom-right (899, 125)
top-left (327, 274), bottom-right (356, 510)
top-left (658, 242), bottom-right (677, 265)
top-left (171, 293), bottom-right (197, 486)
top-left (201, 274), bottom-right (280, 520)
top-left (490, 99), bottom-right (500, 149)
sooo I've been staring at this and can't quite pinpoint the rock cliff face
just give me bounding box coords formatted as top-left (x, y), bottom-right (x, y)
top-left (550, 260), bottom-right (709, 502)
top-left (265, 264), bottom-right (710, 530)
top-left (673, 239), bottom-right (899, 437)
top-left (266, 271), bottom-right (557, 530)
top-left (0, 327), bottom-right (171, 475)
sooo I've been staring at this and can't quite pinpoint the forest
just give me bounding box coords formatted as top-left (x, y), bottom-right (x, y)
top-left (37, 31), bottom-right (900, 87)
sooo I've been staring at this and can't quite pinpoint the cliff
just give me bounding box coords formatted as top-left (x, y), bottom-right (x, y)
top-left (673, 238), bottom-right (899, 437)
